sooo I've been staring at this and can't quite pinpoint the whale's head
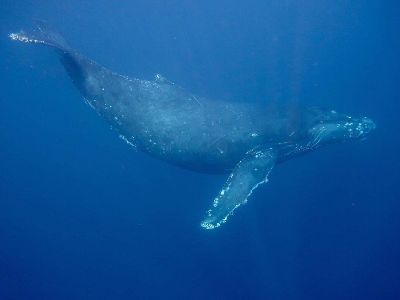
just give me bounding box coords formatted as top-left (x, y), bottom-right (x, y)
top-left (306, 109), bottom-right (376, 147)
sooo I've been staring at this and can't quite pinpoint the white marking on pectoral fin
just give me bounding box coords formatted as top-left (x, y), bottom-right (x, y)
top-left (201, 146), bottom-right (277, 230)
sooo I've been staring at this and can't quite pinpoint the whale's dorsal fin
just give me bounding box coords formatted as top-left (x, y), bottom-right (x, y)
top-left (154, 73), bottom-right (201, 106)
top-left (154, 73), bottom-right (175, 85)
top-left (201, 145), bottom-right (277, 229)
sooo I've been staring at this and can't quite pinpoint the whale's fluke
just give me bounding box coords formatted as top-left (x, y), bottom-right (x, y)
top-left (9, 23), bottom-right (120, 102)
top-left (8, 22), bottom-right (88, 92)
top-left (9, 21), bottom-right (70, 52)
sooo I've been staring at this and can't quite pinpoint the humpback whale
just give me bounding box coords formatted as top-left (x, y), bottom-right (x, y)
top-left (9, 24), bottom-right (376, 229)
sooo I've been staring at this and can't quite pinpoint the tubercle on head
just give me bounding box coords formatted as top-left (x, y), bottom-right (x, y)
top-left (308, 113), bottom-right (376, 146)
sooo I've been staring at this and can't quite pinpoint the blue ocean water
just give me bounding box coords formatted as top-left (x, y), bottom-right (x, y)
top-left (1, 1), bottom-right (399, 299)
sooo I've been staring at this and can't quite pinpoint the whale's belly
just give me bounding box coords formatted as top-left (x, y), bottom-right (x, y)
top-left (116, 101), bottom-right (273, 172)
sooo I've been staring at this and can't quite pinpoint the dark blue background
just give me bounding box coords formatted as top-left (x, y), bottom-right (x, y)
top-left (1, 1), bottom-right (399, 299)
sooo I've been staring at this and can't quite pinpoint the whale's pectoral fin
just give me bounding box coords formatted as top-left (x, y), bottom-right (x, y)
top-left (201, 146), bottom-right (277, 230)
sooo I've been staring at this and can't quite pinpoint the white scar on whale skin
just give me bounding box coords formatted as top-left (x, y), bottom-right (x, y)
top-left (119, 134), bottom-right (137, 149)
